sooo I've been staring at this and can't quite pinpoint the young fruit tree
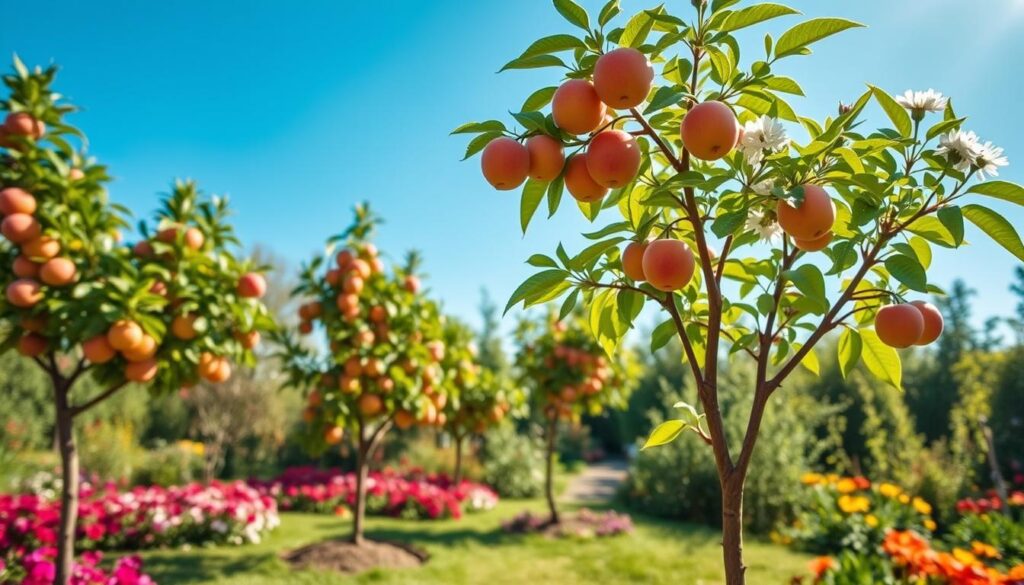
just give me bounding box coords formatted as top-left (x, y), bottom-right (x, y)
top-left (513, 311), bottom-right (635, 525)
top-left (437, 318), bottom-right (516, 484)
top-left (457, 1), bottom-right (1018, 582)
top-left (277, 203), bottom-right (448, 546)
top-left (0, 59), bottom-right (274, 584)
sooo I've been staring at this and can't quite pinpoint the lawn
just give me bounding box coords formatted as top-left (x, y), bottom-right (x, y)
top-left (138, 498), bottom-right (811, 584)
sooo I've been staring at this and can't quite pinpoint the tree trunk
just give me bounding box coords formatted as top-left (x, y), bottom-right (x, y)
top-left (350, 424), bottom-right (368, 546)
top-left (544, 418), bottom-right (559, 525)
top-left (453, 435), bottom-right (464, 485)
top-left (721, 475), bottom-right (747, 585)
top-left (53, 376), bottom-right (78, 585)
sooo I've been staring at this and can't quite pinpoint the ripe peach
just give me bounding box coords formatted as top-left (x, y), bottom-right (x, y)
top-left (394, 410), bottom-right (415, 430)
top-left (349, 258), bottom-right (372, 280)
top-left (157, 226), bottom-right (204, 250)
top-left (82, 335), bottom-right (116, 364)
top-left (22, 236), bottom-right (61, 260)
top-left (40, 258), bottom-right (77, 286)
top-left (108, 319), bottom-right (144, 352)
top-left (622, 241), bottom-right (647, 281)
top-left (793, 231), bottom-right (834, 252)
top-left (339, 376), bottom-right (360, 394)
top-left (171, 314), bottom-right (198, 340)
top-left (777, 184), bottom-right (835, 241)
top-left (680, 101), bottom-right (740, 161)
top-left (875, 304), bottom-right (925, 349)
top-left (418, 402), bottom-right (438, 426)
top-left (122, 334), bottom-right (157, 362)
top-left (69, 168), bottom-right (85, 181)
top-left (336, 249), bottom-right (354, 270)
top-left (324, 425), bottom-right (344, 445)
top-left (355, 330), bottom-right (375, 347)
top-left (299, 301), bottom-right (323, 321)
top-left (358, 393), bottom-right (384, 417)
top-left (911, 301), bottom-right (944, 346)
top-left (369, 305), bottom-right (387, 323)
top-left (369, 257), bottom-right (385, 275)
top-left (6, 278), bottom-right (42, 307)
top-left (4, 112), bottom-right (45, 139)
top-left (343, 275), bottom-right (364, 295)
top-left (13, 255), bottom-right (40, 278)
top-left (199, 353), bottom-right (231, 382)
top-left (133, 240), bottom-right (154, 258)
top-left (526, 135), bottom-right (565, 182)
top-left (336, 293), bottom-right (359, 313)
top-left (237, 272), bottom-right (266, 298)
top-left (149, 281), bottom-right (168, 296)
top-left (552, 80), bottom-right (606, 135)
top-left (1, 213), bottom-right (40, 244)
top-left (344, 356), bottom-right (363, 377)
top-left (642, 239), bottom-right (696, 292)
top-left (427, 340), bottom-right (445, 362)
top-left (298, 320), bottom-right (314, 334)
top-left (481, 137), bottom-right (529, 190)
top-left (0, 187), bottom-right (36, 215)
top-left (564, 154), bottom-right (609, 203)
top-left (17, 333), bottom-right (48, 357)
top-left (325, 268), bottom-right (342, 286)
top-left (377, 376), bottom-right (394, 393)
top-left (586, 129), bottom-right (641, 188)
top-left (593, 48), bottom-right (654, 109)
top-left (404, 275), bottom-right (421, 294)
top-left (364, 358), bottom-right (384, 377)
top-left (308, 390), bottom-right (323, 407)
top-left (125, 359), bottom-right (159, 383)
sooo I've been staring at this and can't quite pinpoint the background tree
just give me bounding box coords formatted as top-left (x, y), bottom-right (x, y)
top-left (458, 1), bottom-right (1018, 581)
top-left (276, 204), bottom-right (447, 546)
top-left (0, 59), bottom-right (274, 583)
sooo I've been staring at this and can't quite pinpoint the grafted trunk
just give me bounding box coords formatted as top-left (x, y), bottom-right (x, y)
top-left (54, 376), bottom-right (78, 585)
top-left (721, 476), bottom-right (746, 585)
top-left (351, 424), bottom-right (368, 546)
top-left (544, 418), bottom-right (559, 525)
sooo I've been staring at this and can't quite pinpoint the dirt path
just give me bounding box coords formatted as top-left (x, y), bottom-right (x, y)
top-left (562, 457), bottom-right (629, 504)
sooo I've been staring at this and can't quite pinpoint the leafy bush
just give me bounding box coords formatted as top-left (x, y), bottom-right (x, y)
top-left (131, 440), bottom-right (205, 487)
top-left (480, 424), bottom-right (543, 498)
top-left (77, 420), bottom-right (146, 483)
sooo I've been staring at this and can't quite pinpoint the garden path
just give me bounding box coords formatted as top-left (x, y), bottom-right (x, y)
top-left (562, 457), bottom-right (629, 504)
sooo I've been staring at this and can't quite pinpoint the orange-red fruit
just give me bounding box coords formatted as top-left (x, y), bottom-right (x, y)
top-left (7, 278), bottom-right (42, 307)
top-left (22, 236), bottom-right (61, 260)
top-left (343, 275), bottom-right (364, 295)
top-left (123, 334), bottom-right (157, 362)
top-left (481, 137), bottom-right (529, 190)
top-left (622, 241), bottom-right (648, 281)
top-left (875, 304), bottom-right (925, 349)
top-left (237, 272), bottom-right (266, 298)
top-left (552, 80), bottom-right (607, 135)
top-left (17, 333), bottom-right (48, 357)
top-left (236, 330), bottom-right (260, 349)
top-left (394, 410), bottom-right (415, 430)
top-left (564, 154), bottom-right (609, 203)
top-left (0, 187), bottom-right (37, 215)
top-left (358, 393), bottom-right (384, 417)
top-left (793, 231), bottom-right (834, 252)
top-left (108, 320), bottom-right (144, 352)
top-left (13, 255), bottom-right (40, 278)
top-left (171, 314), bottom-right (198, 340)
top-left (40, 258), bottom-right (77, 286)
top-left (642, 239), bottom-right (696, 292)
top-left (2, 213), bottom-right (40, 243)
top-left (125, 359), bottom-right (159, 383)
top-left (586, 130), bottom-right (641, 188)
top-left (336, 249), bottom-right (354, 270)
top-left (911, 301), bottom-right (944, 346)
top-left (133, 241), bottom-right (154, 258)
top-left (526, 135), bottom-right (565, 182)
top-left (324, 425), bottom-right (344, 445)
top-left (593, 48), bottom-right (655, 109)
top-left (82, 335), bottom-right (116, 364)
top-left (680, 101), bottom-right (740, 161)
top-left (5, 113), bottom-right (45, 139)
top-left (198, 353), bottom-right (231, 382)
top-left (369, 305), bottom-right (387, 323)
top-left (777, 184), bottom-right (835, 241)
top-left (404, 275), bottom-right (421, 294)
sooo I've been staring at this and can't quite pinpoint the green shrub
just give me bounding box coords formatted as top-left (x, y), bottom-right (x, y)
top-left (132, 440), bottom-right (205, 486)
top-left (78, 419), bottom-right (146, 482)
top-left (480, 424), bottom-right (543, 498)
top-left (947, 512), bottom-right (1024, 567)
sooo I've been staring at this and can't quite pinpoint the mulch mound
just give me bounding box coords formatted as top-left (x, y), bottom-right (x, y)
top-left (282, 539), bottom-right (428, 574)
top-left (502, 508), bottom-right (634, 539)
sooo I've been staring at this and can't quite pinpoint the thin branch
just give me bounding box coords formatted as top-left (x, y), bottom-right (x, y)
top-left (71, 380), bottom-right (128, 417)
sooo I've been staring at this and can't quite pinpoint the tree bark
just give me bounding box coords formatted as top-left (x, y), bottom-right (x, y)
top-left (351, 423), bottom-right (368, 546)
top-left (53, 375), bottom-right (78, 585)
top-left (721, 475), bottom-right (746, 585)
top-left (453, 434), bottom-right (464, 485)
top-left (544, 418), bottom-right (559, 525)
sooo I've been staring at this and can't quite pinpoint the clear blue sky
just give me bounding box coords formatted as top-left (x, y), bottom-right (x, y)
top-left (5, 0), bottom-right (1023, 336)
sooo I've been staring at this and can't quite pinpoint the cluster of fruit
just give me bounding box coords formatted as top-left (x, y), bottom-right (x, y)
top-left (540, 341), bottom-right (613, 421)
top-left (874, 300), bottom-right (944, 349)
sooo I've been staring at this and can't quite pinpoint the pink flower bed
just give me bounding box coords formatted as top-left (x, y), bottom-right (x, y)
top-left (1, 549), bottom-right (152, 585)
top-left (250, 467), bottom-right (499, 520)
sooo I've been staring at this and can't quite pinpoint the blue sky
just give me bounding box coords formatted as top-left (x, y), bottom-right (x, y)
top-left (5, 0), bottom-right (1023, 337)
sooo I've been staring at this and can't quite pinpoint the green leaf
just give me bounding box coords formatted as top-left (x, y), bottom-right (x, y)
top-left (520, 180), bottom-right (547, 234)
top-left (553, 0), bottom-right (590, 31)
top-left (504, 269), bottom-right (570, 314)
top-left (527, 254), bottom-right (559, 268)
top-left (461, 131), bottom-right (502, 160)
top-left (598, 0), bottom-right (620, 27)
top-left (884, 254), bottom-right (928, 292)
top-left (774, 18), bottom-right (864, 59)
top-left (451, 120), bottom-right (506, 135)
top-left (559, 288), bottom-right (580, 320)
top-left (720, 3), bottom-right (799, 32)
top-left (937, 206), bottom-right (964, 246)
top-left (907, 216), bottom-right (957, 248)
top-left (925, 117), bottom-right (965, 141)
top-left (547, 177), bottom-right (564, 217)
top-left (782, 264), bottom-right (828, 314)
top-left (967, 180), bottom-right (1024, 206)
top-left (619, 10), bottom-right (655, 48)
top-left (571, 236), bottom-right (626, 271)
top-left (962, 204), bottom-right (1024, 262)
top-left (518, 34), bottom-right (586, 60)
top-left (837, 328), bottom-right (862, 379)
top-left (641, 420), bottom-right (688, 450)
top-left (797, 343), bottom-right (820, 375)
top-left (644, 86), bottom-right (686, 114)
top-left (499, 54), bottom-right (567, 72)
top-left (522, 87), bottom-right (558, 112)
top-left (711, 209), bottom-right (747, 238)
top-left (651, 319), bottom-right (676, 352)
top-left (860, 329), bottom-right (902, 390)
top-left (764, 75), bottom-right (804, 96)
top-left (869, 85), bottom-right (912, 138)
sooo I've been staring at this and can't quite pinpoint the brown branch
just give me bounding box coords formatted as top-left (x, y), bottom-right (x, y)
top-left (715, 235), bottom-right (734, 284)
top-left (71, 380), bottom-right (128, 417)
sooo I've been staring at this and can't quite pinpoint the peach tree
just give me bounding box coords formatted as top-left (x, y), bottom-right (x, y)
top-left (276, 203), bottom-right (447, 545)
top-left (0, 58), bottom-right (273, 583)
top-left (457, 1), bottom-right (1018, 581)
top-left (513, 310), bottom-right (635, 524)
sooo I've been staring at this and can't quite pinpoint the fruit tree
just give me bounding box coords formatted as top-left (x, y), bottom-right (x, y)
top-left (457, 1), bottom-right (1018, 582)
top-left (276, 203), bottom-right (448, 546)
top-left (513, 311), bottom-right (635, 524)
top-left (0, 58), bottom-right (274, 584)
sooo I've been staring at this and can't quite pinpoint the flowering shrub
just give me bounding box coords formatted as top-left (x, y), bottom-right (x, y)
top-left (0, 548), bottom-right (153, 585)
top-left (784, 474), bottom-right (937, 554)
top-left (251, 466), bottom-right (498, 520)
top-left (501, 508), bottom-right (633, 539)
top-left (949, 491), bottom-right (1024, 568)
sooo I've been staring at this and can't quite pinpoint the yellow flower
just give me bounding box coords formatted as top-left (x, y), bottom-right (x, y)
top-left (971, 541), bottom-right (1001, 559)
top-left (836, 478), bottom-right (858, 494)
top-left (899, 494), bottom-right (911, 504)
top-left (838, 495), bottom-right (870, 514)
top-left (825, 473), bottom-right (840, 484)
top-left (879, 483), bottom-right (902, 498)
top-left (801, 473), bottom-right (825, 486)
top-left (924, 519), bottom-right (937, 532)
top-left (952, 548), bottom-right (979, 567)
top-left (865, 514), bottom-right (879, 528)
top-left (912, 497), bottom-right (933, 516)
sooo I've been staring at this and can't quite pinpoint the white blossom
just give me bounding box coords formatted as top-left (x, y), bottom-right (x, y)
top-left (936, 130), bottom-right (981, 172)
top-left (751, 179), bottom-right (775, 196)
top-left (739, 116), bottom-right (789, 165)
top-left (895, 89), bottom-right (947, 114)
top-left (745, 208), bottom-right (782, 242)
top-left (976, 141), bottom-right (1008, 179)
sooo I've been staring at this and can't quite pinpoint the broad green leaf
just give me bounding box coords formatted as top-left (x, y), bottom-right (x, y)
top-left (869, 85), bottom-right (912, 138)
top-left (925, 117), bottom-right (965, 141)
top-left (522, 87), bottom-right (557, 112)
top-left (553, 0), bottom-right (590, 31)
top-left (937, 206), bottom-right (964, 246)
top-left (559, 288), bottom-right (580, 320)
top-left (765, 75), bottom-right (804, 96)
top-left (884, 254), bottom-right (928, 292)
top-left (796, 343), bottom-right (820, 375)
top-left (547, 177), bottom-right (564, 217)
top-left (967, 181), bottom-right (1024, 206)
top-left (783, 264), bottom-right (828, 313)
top-left (504, 269), bottom-right (570, 314)
top-left (837, 328), bottom-right (862, 379)
top-left (651, 318), bottom-right (676, 352)
top-left (641, 420), bottom-right (688, 450)
top-left (907, 215), bottom-right (957, 248)
top-left (598, 0), bottom-right (620, 27)
top-left (720, 3), bottom-right (799, 32)
top-left (526, 254), bottom-right (559, 268)
top-left (572, 236), bottom-right (626, 270)
top-left (620, 10), bottom-right (655, 48)
top-left (461, 131), bottom-right (502, 160)
top-left (908, 237), bottom-right (932, 269)
top-left (774, 18), bottom-right (864, 59)
top-left (644, 86), bottom-right (686, 114)
top-left (499, 54), bottom-right (567, 72)
top-left (451, 120), bottom-right (506, 135)
top-left (963, 204), bottom-right (1024, 261)
top-left (860, 329), bottom-right (902, 390)
top-left (520, 179), bottom-right (547, 234)
top-left (517, 34), bottom-right (586, 59)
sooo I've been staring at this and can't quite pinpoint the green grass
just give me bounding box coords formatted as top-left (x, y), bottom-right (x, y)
top-left (139, 499), bottom-right (811, 585)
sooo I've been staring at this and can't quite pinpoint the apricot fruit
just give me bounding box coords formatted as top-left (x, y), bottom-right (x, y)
top-left (83, 335), bottom-right (116, 364)
top-left (237, 272), bottom-right (266, 298)
top-left (622, 241), bottom-right (648, 281)
top-left (22, 236), bottom-right (61, 260)
top-left (481, 137), bottom-right (529, 190)
top-left (336, 249), bottom-right (354, 270)
top-left (17, 333), bottom-right (48, 357)
top-left (4, 113), bottom-right (45, 139)
top-left (642, 239), bottom-right (696, 292)
top-left (911, 300), bottom-right (944, 346)
top-left (7, 278), bottom-right (42, 307)
top-left (394, 410), bottom-right (415, 430)
top-left (777, 184), bottom-right (835, 241)
top-left (680, 101), bottom-right (740, 161)
top-left (875, 304), bottom-right (925, 349)
top-left (552, 80), bottom-right (606, 135)
top-left (564, 154), bottom-right (609, 203)
top-left (125, 358), bottom-right (159, 383)
top-left (349, 258), bottom-right (371, 280)
top-left (39, 257), bottom-right (77, 286)
top-left (404, 275), bottom-right (421, 294)
top-left (358, 393), bottom-right (384, 417)
top-left (0, 187), bottom-right (36, 215)
top-left (324, 425), bottom-right (344, 445)
top-left (793, 231), bottom-right (833, 252)
top-left (593, 48), bottom-right (654, 109)
top-left (133, 240), bottom-right (154, 258)
top-left (526, 135), bottom-right (565, 182)
top-left (369, 305), bottom-right (387, 323)
top-left (343, 275), bottom-right (364, 295)
top-left (2, 213), bottom-right (40, 244)
top-left (13, 255), bottom-right (39, 278)
top-left (586, 129), bottom-right (641, 188)
top-left (171, 314), bottom-right (198, 340)
top-left (122, 334), bottom-right (157, 362)
top-left (108, 319), bottom-right (144, 352)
